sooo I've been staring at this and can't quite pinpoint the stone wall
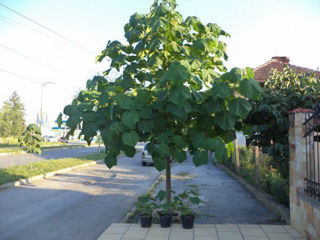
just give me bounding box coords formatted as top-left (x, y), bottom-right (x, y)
top-left (289, 109), bottom-right (320, 240)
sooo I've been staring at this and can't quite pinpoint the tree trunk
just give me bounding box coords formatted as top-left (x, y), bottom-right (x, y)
top-left (166, 156), bottom-right (171, 204)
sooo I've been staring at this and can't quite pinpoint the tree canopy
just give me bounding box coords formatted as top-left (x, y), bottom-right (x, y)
top-left (245, 65), bottom-right (320, 178)
top-left (0, 91), bottom-right (26, 138)
top-left (59, 0), bottom-right (262, 171)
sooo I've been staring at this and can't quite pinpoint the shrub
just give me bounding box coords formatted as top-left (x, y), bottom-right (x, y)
top-left (232, 146), bottom-right (289, 206)
top-left (270, 173), bottom-right (289, 206)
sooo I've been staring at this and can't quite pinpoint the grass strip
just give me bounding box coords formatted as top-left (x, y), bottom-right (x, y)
top-left (0, 153), bottom-right (105, 185)
top-left (0, 148), bottom-right (25, 154)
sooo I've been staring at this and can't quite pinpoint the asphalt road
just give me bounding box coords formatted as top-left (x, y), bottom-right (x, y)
top-left (0, 152), bottom-right (159, 240)
top-left (0, 147), bottom-right (103, 168)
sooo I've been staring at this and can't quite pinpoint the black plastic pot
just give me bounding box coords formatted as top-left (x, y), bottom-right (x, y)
top-left (159, 213), bottom-right (172, 228)
top-left (181, 214), bottom-right (194, 229)
top-left (139, 214), bottom-right (152, 228)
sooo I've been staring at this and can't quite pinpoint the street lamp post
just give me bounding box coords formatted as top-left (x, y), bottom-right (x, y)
top-left (40, 81), bottom-right (55, 131)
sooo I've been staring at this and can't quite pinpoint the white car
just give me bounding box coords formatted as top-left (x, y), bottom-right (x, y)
top-left (46, 135), bottom-right (58, 142)
top-left (141, 144), bottom-right (153, 166)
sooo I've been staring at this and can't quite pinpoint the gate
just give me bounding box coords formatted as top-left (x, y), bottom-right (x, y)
top-left (304, 105), bottom-right (320, 201)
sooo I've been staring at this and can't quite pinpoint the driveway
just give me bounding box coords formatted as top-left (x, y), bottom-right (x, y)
top-left (157, 156), bottom-right (280, 224)
top-left (0, 152), bottom-right (159, 240)
top-left (0, 147), bottom-right (103, 168)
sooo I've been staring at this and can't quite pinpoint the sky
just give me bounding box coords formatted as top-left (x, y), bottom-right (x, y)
top-left (0, 0), bottom-right (319, 125)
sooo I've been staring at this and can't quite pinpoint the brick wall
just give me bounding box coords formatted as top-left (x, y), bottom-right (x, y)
top-left (289, 111), bottom-right (320, 240)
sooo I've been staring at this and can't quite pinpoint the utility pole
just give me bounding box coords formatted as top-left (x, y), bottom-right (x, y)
top-left (40, 81), bottom-right (55, 131)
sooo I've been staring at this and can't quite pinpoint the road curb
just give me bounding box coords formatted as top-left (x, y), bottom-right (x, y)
top-left (122, 161), bottom-right (175, 223)
top-left (0, 159), bottom-right (104, 192)
top-left (122, 170), bottom-right (164, 223)
top-left (216, 163), bottom-right (290, 224)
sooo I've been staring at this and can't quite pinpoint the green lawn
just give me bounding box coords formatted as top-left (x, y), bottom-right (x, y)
top-left (0, 142), bottom-right (90, 154)
top-left (0, 153), bottom-right (105, 185)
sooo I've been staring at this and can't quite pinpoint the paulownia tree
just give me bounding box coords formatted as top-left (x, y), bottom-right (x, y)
top-left (58, 0), bottom-right (262, 203)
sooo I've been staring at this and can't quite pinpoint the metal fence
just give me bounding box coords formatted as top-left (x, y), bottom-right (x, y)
top-left (304, 105), bottom-right (320, 201)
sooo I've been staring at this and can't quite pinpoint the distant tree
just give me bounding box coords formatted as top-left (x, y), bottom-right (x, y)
top-left (0, 91), bottom-right (26, 138)
top-left (18, 124), bottom-right (42, 169)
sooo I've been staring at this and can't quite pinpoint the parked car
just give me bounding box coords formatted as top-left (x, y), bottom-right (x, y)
top-left (58, 137), bottom-right (68, 143)
top-left (43, 135), bottom-right (58, 142)
top-left (142, 143), bottom-right (153, 166)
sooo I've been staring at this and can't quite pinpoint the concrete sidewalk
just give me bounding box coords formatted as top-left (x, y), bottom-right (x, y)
top-left (98, 224), bottom-right (306, 240)
top-left (156, 157), bottom-right (280, 224)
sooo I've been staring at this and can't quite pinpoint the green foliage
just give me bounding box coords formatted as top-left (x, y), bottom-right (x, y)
top-left (0, 91), bottom-right (26, 138)
top-left (59, 0), bottom-right (261, 172)
top-left (135, 194), bottom-right (157, 215)
top-left (18, 124), bottom-right (42, 155)
top-left (234, 147), bottom-right (289, 206)
top-left (173, 186), bottom-right (203, 216)
top-left (245, 66), bottom-right (320, 178)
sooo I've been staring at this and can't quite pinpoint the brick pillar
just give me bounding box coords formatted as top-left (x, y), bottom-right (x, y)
top-left (288, 108), bottom-right (320, 239)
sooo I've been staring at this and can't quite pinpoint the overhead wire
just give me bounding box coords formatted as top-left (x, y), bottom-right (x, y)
top-left (0, 43), bottom-right (73, 78)
top-left (0, 3), bottom-right (95, 55)
top-left (0, 67), bottom-right (72, 95)
top-left (0, 14), bottom-right (69, 47)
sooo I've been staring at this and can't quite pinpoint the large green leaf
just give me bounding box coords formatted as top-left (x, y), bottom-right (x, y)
top-left (121, 110), bottom-right (139, 129)
top-left (215, 111), bottom-right (236, 130)
top-left (240, 78), bottom-right (262, 100)
top-left (193, 149), bottom-right (208, 166)
top-left (202, 69), bottom-right (219, 83)
top-left (122, 130), bottom-right (139, 147)
top-left (210, 82), bottom-right (231, 99)
top-left (123, 145), bottom-right (136, 157)
top-left (228, 98), bottom-right (252, 119)
top-left (153, 157), bottom-right (166, 171)
top-left (168, 85), bottom-right (191, 105)
top-left (117, 95), bottom-right (135, 110)
top-left (173, 150), bottom-right (187, 163)
top-left (105, 154), bottom-right (117, 169)
top-left (138, 120), bottom-right (154, 132)
top-left (160, 61), bottom-right (190, 86)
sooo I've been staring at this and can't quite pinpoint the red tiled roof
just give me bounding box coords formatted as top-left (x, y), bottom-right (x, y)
top-left (253, 56), bottom-right (319, 84)
top-left (288, 108), bottom-right (313, 114)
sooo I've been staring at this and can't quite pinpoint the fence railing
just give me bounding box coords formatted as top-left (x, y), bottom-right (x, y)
top-left (303, 105), bottom-right (320, 201)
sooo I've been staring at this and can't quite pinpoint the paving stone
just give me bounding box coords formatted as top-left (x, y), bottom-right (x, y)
top-left (194, 236), bottom-right (218, 240)
top-left (194, 228), bottom-right (218, 237)
top-left (216, 224), bottom-right (240, 232)
top-left (266, 232), bottom-right (295, 240)
top-left (194, 224), bottom-right (216, 228)
top-left (103, 224), bottom-right (130, 234)
top-left (243, 237), bottom-right (269, 240)
top-left (218, 231), bottom-right (244, 240)
top-left (260, 225), bottom-right (287, 232)
top-left (238, 224), bottom-right (261, 228)
top-left (122, 230), bottom-right (149, 239)
top-left (97, 233), bottom-right (122, 240)
top-left (283, 226), bottom-right (304, 238)
top-left (240, 228), bottom-right (266, 237)
top-left (169, 235), bottom-right (193, 240)
top-left (145, 235), bottom-right (169, 240)
top-left (148, 227), bottom-right (171, 236)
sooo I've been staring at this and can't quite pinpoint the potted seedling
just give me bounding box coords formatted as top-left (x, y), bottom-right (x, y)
top-left (175, 187), bottom-right (202, 229)
top-left (155, 190), bottom-right (174, 228)
top-left (135, 194), bottom-right (156, 228)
